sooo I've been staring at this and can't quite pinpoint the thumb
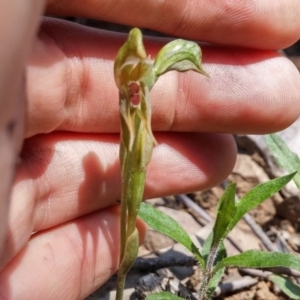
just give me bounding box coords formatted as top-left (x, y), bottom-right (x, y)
top-left (0, 0), bottom-right (46, 267)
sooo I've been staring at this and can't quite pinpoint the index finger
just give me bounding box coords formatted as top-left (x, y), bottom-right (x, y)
top-left (26, 18), bottom-right (300, 137)
top-left (46, 0), bottom-right (300, 49)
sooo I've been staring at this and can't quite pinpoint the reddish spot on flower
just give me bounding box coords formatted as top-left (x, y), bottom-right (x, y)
top-left (129, 82), bottom-right (140, 106)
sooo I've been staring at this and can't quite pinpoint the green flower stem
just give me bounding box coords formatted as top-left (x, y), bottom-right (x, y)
top-left (114, 28), bottom-right (208, 300)
top-left (114, 29), bottom-right (155, 300)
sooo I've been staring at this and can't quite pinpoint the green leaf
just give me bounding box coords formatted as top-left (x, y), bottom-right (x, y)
top-left (145, 292), bottom-right (185, 300)
top-left (202, 232), bottom-right (227, 264)
top-left (226, 173), bottom-right (295, 234)
top-left (118, 229), bottom-right (139, 275)
top-left (206, 268), bottom-right (225, 299)
top-left (269, 274), bottom-right (300, 300)
top-left (212, 182), bottom-right (236, 247)
top-left (214, 250), bottom-right (300, 273)
top-left (138, 202), bottom-right (204, 268)
top-left (201, 232), bottom-right (213, 262)
top-left (266, 134), bottom-right (300, 189)
top-left (153, 39), bottom-right (209, 78)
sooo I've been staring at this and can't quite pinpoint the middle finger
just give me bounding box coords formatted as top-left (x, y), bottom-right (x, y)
top-left (5, 131), bottom-right (235, 266)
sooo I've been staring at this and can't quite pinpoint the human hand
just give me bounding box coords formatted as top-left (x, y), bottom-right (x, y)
top-left (1, 1), bottom-right (300, 299)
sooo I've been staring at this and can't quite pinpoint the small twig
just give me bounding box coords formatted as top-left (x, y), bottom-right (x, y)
top-left (275, 230), bottom-right (294, 253)
top-left (214, 276), bottom-right (258, 296)
top-left (177, 194), bottom-right (213, 223)
top-left (226, 236), bottom-right (244, 253)
top-left (132, 256), bottom-right (198, 272)
top-left (240, 267), bottom-right (300, 279)
top-left (267, 267), bottom-right (300, 278)
top-left (239, 268), bottom-right (271, 279)
top-left (242, 213), bottom-right (278, 252)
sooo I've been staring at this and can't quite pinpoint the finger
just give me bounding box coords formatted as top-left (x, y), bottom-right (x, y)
top-left (3, 131), bottom-right (236, 267)
top-left (0, 0), bottom-right (45, 264)
top-left (45, 0), bottom-right (300, 49)
top-left (0, 206), bottom-right (146, 300)
top-left (27, 18), bottom-right (300, 137)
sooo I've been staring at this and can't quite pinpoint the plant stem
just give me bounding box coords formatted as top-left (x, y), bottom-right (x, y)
top-left (119, 177), bottom-right (128, 261)
top-left (116, 177), bottom-right (128, 300)
top-left (199, 245), bottom-right (219, 300)
top-left (116, 113), bottom-right (152, 300)
top-left (116, 273), bottom-right (126, 300)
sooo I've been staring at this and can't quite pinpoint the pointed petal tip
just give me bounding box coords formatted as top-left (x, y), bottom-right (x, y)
top-left (197, 67), bottom-right (210, 78)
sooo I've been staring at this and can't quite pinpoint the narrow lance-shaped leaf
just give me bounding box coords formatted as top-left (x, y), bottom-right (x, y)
top-left (214, 250), bottom-right (300, 274)
top-left (200, 183), bottom-right (236, 299)
top-left (201, 185), bottom-right (234, 264)
top-left (201, 232), bottom-right (213, 262)
top-left (200, 187), bottom-right (229, 297)
top-left (266, 134), bottom-right (300, 189)
top-left (201, 232), bottom-right (227, 264)
top-left (212, 182), bottom-right (236, 247)
top-left (269, 274), bottom-right (300, 300)
top-left (226, 172), bottom-right (295, 234)
top-left (146, 292), bottom-right (185, 300)
top-left (138, 202), bottom-right (204, 268)
top-left (206, 268), bottom-right (225, 299)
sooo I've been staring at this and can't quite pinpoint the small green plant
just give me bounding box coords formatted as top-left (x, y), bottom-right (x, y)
top-left (114, 28), bottom-right (208, 300)
top-left (135, 133), bottom-right (300, 299)
top-left (138, 172), bottom-right (300, 299)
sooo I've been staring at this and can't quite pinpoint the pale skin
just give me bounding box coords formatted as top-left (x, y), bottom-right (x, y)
top-left (0, 1), bottom-right (300, 299)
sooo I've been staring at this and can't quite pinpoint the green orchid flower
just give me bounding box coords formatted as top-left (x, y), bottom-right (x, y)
top-left (113, 27), bottom-right (208, 300)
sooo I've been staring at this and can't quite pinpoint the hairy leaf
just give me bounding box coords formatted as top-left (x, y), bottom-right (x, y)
top-left (139, 202), bottom-right (204, 267)
top-left (269, 274), bottom-right (300, 300)
top-left (215, 250), bottom-right (300, 273)
top-left (266, 134), bottom-right (300, 189)
top-left (226, 173), bottom-right (295, 234)
top-left (207, 268), bottom-right (225, 299)
top-left (212, 182), bottom-right (236, 247)
top-left (202, 232), bottom-right (227, 264)
top-left (145, 292), bottom-right (185, 300)
top-left (201, 232), bottom-right (213, 262)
